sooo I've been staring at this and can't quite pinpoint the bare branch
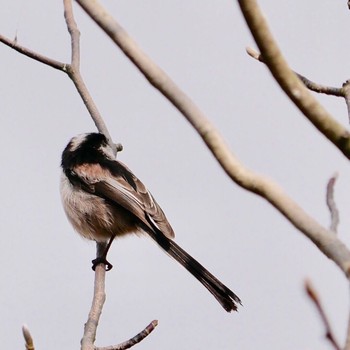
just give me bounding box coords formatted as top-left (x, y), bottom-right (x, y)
top-left (341, 80), bottom-right (350, 123)
top-left (22, 324), bottom-right (35, 350)
top-left (62, 0), bottom-right (114, 151)
top-left (63, 0), bottom-right (81, 68)
top-left (305, 280), bottom-right (341, 350)
top-left (96, 320), bottom-right (158, 350)
top-left (73, 0), bottom-right (350, 277)
top-left (239, 0), bottom-right (350, 159)
top-left (0, 33), bottom-right (66, 71)
top-left (326, 173), bottom-right (339, 233)
top-left (81, 264), bottom-right (106, 350)
top-left (297, 74), bottom-right (343, 97)
top-left (81, 243), bottom-right (156, 350)
top-left (247, 47), bottom-right (344, 97)
top-left (74, 0), bottom-right (220, 140)
top-left (67, 66), bottom-right (111, 139)
top-left (344, 292), bottom-right (350, 350)
top-left (0, 2), bottom-right (117, 154)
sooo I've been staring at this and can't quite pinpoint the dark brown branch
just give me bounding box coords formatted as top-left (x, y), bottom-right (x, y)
top-left (0, 33), bottom-right (66, 71)
top-left (240, 1), bottom-right (350, 159)
top-left (22, 325), bottom-right (35, 350)
top-left (305, 280), bottom-right (341, 350)
top-left (96, 320), bottom-right (158, 350)
top-left (326, 173), bottom-right (339, 233)
top-left (247, 47), bottom-right (344, 97)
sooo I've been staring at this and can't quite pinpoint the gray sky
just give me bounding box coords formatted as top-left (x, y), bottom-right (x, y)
top-left (1, 1), bottom-right (350, 349)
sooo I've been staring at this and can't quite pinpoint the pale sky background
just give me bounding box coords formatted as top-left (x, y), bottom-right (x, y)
top-left (1, 1), bottom-right (350, 349)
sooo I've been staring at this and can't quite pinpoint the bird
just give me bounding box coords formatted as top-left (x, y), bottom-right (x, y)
top-left (60, 132), bottom-right (241, 312)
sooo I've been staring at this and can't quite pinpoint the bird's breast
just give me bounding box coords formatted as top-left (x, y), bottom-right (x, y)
top-left (60, 174), bottom-right (139, 242)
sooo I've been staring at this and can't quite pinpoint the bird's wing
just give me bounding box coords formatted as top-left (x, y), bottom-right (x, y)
top-left (73, 161), bottom-right (175, 239)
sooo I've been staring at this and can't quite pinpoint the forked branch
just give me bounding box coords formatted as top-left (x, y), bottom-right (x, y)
top-left (0, 1), bottom-right (115, 150)
top-left (246, 47), bottom-right (343, 97)
top-left (96, 320), bottom-right (158, 350)
top-left (247, 47), bottom-right (350, 122)
top-left (238, 0), bottom-right (350, 158)
top-left (81, 265), bottom-right (157, 350)
top-left (73, 0), bottom-right (350, 277)
top-left (0, 33), bottom-right (65, 70)
top-left (3, 1), bottom-right (350, 349)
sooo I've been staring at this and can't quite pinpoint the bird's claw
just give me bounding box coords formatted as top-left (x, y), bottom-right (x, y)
top-left (92, 257), bottom-right (113, 271)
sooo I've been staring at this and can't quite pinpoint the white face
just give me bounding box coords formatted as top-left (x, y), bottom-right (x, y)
top-left (68, 133), bottom-right (116, 160)
top-left (69, 133), bottom-right (90, 152)
top-left (99, 141), bottom-right (116, 160)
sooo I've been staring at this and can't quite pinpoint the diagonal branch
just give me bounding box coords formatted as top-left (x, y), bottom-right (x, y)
top-left (305, 280), bottom-right (341, 350)
top-left (62, 0), bottom-right (114, 150)
top-left (238, 0), bottom-right (350, 159)
top-left (73, 0), bottom-right (350, 277)
top-left (247, 47), bottom-right (344, 97)
top-left (246, 47), bottom-right (350, 122)
top-left (0, 33), bottom-right (65, 71)
top-left (0, 2), bottom-right (116, 151)
top-left (297, 74), bottom-right (343, 97)
top-left (96, 320), bottom-right (158, 350)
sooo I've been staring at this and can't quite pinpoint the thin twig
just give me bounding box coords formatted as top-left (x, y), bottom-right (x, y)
top-left (0, 2), bottom-right (116, 152)
top-left (22, 324), bottom-right (35, 350)
top-left (96, 320), bottom-right (159, 350)
top-left (74, 0), bottom-right (216, 136)
top-left (239, 0), bottom-right (350, 159)
top-left (64, 0), bottom-right (81, 68)
top-left (305, 280), bottom-right (341, 350)
top-left (326, 173), bottom-right (339, 233)
top-left (0, 33), bottom-right (65, 71)
top-left (297, 74), bottom-right (343, 97)
top-left (341, 80), bottom-right (350, 123)
top-left (73, 0), bottom-right (350, 277)
top-left (247, 47), bottom-right (344, 97)
top-left (62, 0), bottom-right (114, 151)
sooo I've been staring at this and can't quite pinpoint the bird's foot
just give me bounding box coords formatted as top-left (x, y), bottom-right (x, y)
top-left (91, 257), bottom-right (113, 271)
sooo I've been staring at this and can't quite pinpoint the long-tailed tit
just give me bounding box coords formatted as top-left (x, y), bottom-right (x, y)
top-left (60, 132), bottom-right (241, 312)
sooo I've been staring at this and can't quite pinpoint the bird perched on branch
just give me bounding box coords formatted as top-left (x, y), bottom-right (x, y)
top-left (60, 132), bottom-right (241, 312)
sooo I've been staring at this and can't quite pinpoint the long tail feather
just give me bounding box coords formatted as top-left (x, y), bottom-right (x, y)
top-left (149, 231), bottom-right (241, 312)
